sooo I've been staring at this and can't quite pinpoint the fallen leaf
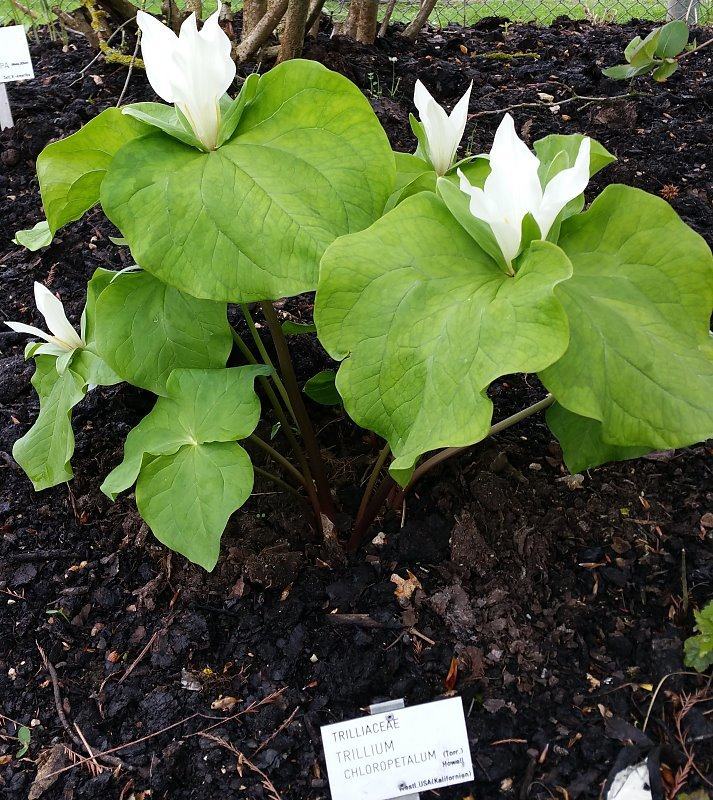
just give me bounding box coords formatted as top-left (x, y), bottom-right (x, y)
top-left (700, 512), bottom-right (713, 529)
top-left (390, 570), bottom-right (422, 606)
top-left (445, 655), bottom-right (458, 691)
top-left (28, 744), bottom-right (66, 799)
top-left (211, 696), bottom-right (240, 711)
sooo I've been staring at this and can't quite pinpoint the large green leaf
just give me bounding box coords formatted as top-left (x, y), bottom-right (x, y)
top-left (94, 270), bottom-right (232, 395)
top-left (316, 192), bottom-right (572, 485)
top-left (101, 364), bottom-right (270, 499)
top-left (534, 134), bottom-right (615, 184)
top-left (100, 60), bottom-right (395, 303)
top-left (654, 20), bottom-right (689, 58)
top-left (101, 365), bottom-right (269, 569)
top-left (37, 108), bottom-right (149, 235)
top-left (540, 184), bottom-right (713, 451)
top-left (136, 442), bottom-right (253, 570)
top-left (13, 357), bottom-right (86, 490)
top-left (546, 403), bottom-right (650, 473)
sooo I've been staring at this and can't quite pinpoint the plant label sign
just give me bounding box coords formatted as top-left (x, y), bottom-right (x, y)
top-left (0, 25), bottom-right (34, 82)
top-left (321, 696), bottom-right (474, 800)
top-left (0, 25), bottom-right (34, 131)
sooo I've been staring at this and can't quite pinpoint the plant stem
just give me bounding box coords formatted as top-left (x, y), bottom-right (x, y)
top-left (231, 317), bottom-right (322, 530)
top-left (231, 326), bottom-right (259, 364)
top-left (347, 474), bottom-right (397, 552)
top-left (253, 465), bottom-right (305, 502)
top-left (247, 434), bottom-right (309, 491)
top-left (353, 442), bottom-right (391, 535)
top-left (403, 393), bottom-right (556, 493)
top-left (240, 304), bottom-right (297, 423)
top-left (260, 301), bottom-right (336, 521)
top-left (349, 393), bottom-right (557, 550)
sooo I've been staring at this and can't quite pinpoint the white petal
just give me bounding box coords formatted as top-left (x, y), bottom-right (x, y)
top-left (414, 80), bottom-right (453, 175)
top-left (447, 81), bottom-right (472, 161)
top-left (171, 10), bottom-right (235, 150)
top-left (486, 114), bottom-right (542, 223)
top-left (5, 321), bottom-right (54, 343)
top-left (137, 10), bottom-right (179, 103)
top-left (458, 169), bottom-right (521, 264)
top-left (34, 342), bottom-right (70, 358)
top-left (535, 137), bottom-right (592, 238)
top-left (458, 168), bottom-right (499, 224)
top-left (34, 282), bottom-right (84, 349)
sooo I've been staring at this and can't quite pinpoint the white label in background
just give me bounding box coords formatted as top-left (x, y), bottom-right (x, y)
top-left (321, 696), bottom-right (474, 800)
top-left (0, 25), bottom-right (35, 82)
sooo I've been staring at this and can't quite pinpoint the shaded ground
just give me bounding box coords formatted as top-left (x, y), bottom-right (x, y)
top-left (1, 17), bottom-right (713, 800)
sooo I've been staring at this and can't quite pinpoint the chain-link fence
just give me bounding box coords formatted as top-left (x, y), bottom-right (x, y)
top-left (1, 0), bottom-right (710, 34)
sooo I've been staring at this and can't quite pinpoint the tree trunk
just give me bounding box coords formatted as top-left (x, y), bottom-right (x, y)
top-left (341, 0), bottom-right (378, 44)
top-left (306, 0), bottom-right (325, 37)
top-left (234, 0), bottom-right (288, 62)
top-left (185, 0), bottom-right (201, 17)
top-left (378, 0), bottom-right (397, 36)
top-left (277, 0), bottom-right (310, 61)
top-left (401, 0), bottom-right (437, 42)
top-left (242, 0), bottom-right (266, 38)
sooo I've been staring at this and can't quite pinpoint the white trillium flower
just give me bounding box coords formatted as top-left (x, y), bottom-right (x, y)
top-left (414, 79), bottom-right (472, 176)
top-left (457, 113), bottom-right (591, 265)
top-left (136, 10), bottom-right (236, 151)
top-left (6, 282), bottom-right (85, 358)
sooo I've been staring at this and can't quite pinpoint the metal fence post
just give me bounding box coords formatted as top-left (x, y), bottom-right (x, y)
top-left (667, 0), bottom-right (699, 19)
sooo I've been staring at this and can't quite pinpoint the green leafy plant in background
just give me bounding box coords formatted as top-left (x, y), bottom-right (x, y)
top-left (602, 20), bottom-right (693, 81)
top-left (684, 601), bottom-right (713, 672)
top-left (8, 12), bottom-right (713, 570)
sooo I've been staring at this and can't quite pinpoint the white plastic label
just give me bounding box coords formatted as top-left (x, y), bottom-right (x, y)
top-left (321, 697), bottom-right (474, 800)
top-left (0, 25), bottom-right (34, 82)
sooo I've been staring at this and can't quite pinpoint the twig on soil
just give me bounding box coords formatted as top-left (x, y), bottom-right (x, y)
top-left (118, 629), bottom-right (161, 685)
top-left (200, 734), bottom-right (283, 800)
top-left (470, 90), bottom-right (636, 117)
top-left (116, 29), bottom-right (141, 107)
top-left (37, 643), bottom-right (132, 773)
top-left (71, 16), bottom-right (138, 85)
top-left (325, 613), bottom-right (401, 630)
top-left (41, 687), bottom-right (289, 781)
top-left (252, 705), bottom-right (300, 757)
top-left (642, 671), bottom-right (710, 733)
top-left (490, 738), bottom-right (528, 745)
top-left (668, 689), bottom-right (713, 798)
top-left (6, 549), bottom-right (75, 563)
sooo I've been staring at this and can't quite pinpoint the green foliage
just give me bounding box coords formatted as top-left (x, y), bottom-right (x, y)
top-left (281, 321), bottom-right (317, 335)
top-left (101, 60), bottom-right (395, 303)
top-left (539, 185), bottom-right (713, 463)
top-left (12, 270), bottom-right (121, 490)
top-left (303, 371), bottom-right (341, 406)
top-left (602, 20), bottom-right (690, 82)
top-left (316, 192), bottom-right (573, 485)
top-left (101, 366), bottom-right (270, 570)
top-left (11, 58), bottom-right (713, 572)
top-left (36, 108), bottom-right (149, 237)
top-left (94, 270), bottom-right (232, 395)
top-left (684, 601), bottom-right (713, 672)
top-left (13, 357), bottom-right (86, 490)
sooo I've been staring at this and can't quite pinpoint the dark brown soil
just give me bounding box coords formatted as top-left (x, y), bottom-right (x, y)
top-left (1, 17), bottom-right (713, 800)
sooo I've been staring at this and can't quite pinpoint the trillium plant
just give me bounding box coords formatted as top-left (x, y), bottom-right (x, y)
top-left (10, 12), bottom-right (713, 570)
